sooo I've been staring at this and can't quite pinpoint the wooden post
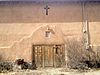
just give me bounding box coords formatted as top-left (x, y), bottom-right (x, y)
top-left (32, 45), bottom-right (35, 65)
top-left (53, 46), bottom-right (54, 67)
top-left (64, 44), bottom-right (68, 68)
top-left (42, 46), bottom-right (45, 68)
top-left (82, 2), bottom-right (90, 50)
top-left (53, 45), bottom-right (56, 68)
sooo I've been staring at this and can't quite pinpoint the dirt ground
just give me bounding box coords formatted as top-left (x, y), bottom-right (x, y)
top-left (0, 68), bottom-right (100, 75)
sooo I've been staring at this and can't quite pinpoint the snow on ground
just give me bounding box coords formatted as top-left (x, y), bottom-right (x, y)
top-left (0, 68), bottom-right (100, 75)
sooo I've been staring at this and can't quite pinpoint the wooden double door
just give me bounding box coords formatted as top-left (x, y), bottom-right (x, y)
top-left (32, 44), bottom-right (65, 68)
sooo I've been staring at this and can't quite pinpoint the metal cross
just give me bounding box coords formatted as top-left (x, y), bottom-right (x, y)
top-left (44, 5), bottom-right (50, 15)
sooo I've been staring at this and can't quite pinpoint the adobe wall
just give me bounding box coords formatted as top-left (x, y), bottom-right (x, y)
top-left (0, 2), bottom-right (82, 23)
top-left (0, 23), bottom-right (82, 62)
top-left (0, 2), bottom-right (82, 48)
top-left (0, 2), bottom-right (100, 62)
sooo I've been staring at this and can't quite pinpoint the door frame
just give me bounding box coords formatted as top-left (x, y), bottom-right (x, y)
top-left (32, 44), bottom-right (65, 68)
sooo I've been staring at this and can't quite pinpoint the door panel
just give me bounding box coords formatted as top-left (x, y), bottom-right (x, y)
top-left (55, 45), bottom-right (65, 67)
top-left (34, 46), bottom-right (42, 67)
top-left (44, 46), bottom-right (54, 67)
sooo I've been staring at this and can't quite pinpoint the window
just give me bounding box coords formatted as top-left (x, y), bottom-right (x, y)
top-left (45, 31), bottom-right (51, 38)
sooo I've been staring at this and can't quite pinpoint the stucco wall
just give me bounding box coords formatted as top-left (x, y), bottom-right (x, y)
top-left (0, 2), bottom-right (82, 23)
top-left (0, 2), bottom-right (99, 62)
top-left (0, 2), bottom-right (82, 47)
top-left (0, 23), bottom-right (82, 62)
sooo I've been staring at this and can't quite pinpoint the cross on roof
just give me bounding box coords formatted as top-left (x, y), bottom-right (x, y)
top-left (44, 5), bottom-right (50, 15)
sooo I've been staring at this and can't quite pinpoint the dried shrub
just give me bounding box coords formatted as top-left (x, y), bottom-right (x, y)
top-left (66, 39), bottom-right (100, 69)
top-left (0, 62), bottom-right (13, 73)
top-left (89, 46), bottom-right (100, 68)
top-left (66, 39), bottom-right (90, 69)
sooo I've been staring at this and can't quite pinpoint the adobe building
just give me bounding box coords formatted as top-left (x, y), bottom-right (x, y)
top-left (0, 0), bottom-right (100, 67)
